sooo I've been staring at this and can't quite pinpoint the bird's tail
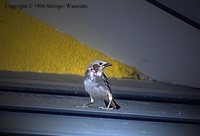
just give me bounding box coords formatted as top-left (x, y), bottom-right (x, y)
top-left (104, 99), bottom-right (120, 109)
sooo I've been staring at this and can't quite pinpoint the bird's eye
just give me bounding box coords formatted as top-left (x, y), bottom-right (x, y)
top-left (99, 62), bottom-right (102, 65)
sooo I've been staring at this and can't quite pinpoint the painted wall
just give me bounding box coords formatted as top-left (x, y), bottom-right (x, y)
top-left (7, 0), bottom-right (200, 88)
top-left (156, 0), bottom-right (200, 24)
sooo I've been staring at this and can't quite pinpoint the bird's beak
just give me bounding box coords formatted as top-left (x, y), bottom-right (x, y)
top-left (104, 63), bottom-right (112, 67)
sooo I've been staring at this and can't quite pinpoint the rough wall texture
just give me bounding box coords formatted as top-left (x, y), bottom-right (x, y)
top-left (0, 1), bottom-right (139, 79)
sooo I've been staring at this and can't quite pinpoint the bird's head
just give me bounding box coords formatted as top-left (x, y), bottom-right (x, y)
top-left (88, 60), bottom-right (112, 75)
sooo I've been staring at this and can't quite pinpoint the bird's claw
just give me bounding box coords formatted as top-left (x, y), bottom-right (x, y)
top-left (98, 106), bottom-right (114, 110)
top-left (83, 104), bottom-right (90, 108)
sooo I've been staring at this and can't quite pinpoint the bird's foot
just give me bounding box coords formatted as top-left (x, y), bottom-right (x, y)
top-left (83, 104), bottom-right (90, 108)
top-left (76, 105), bottom-right (90, 108)
top-left (98, 106), bottom-right (114, 110)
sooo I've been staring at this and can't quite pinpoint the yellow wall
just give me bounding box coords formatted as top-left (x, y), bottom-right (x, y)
top-left (0, 1), bottom-right (139, 79)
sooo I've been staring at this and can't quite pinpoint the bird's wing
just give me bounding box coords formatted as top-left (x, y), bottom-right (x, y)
top-left (101, 72), bottom-right (111, 92)
top-left (83, 69), bottom-right (90, 80)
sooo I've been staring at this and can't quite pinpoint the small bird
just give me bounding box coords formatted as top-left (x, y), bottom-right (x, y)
top-left (83, 60), bottom-right (120, 110)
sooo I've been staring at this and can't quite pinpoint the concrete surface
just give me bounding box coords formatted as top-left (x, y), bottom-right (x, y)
top-left (0, 70), bottom-right (200, 136)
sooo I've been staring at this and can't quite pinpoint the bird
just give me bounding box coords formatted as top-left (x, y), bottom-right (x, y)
top-left (83, 60), bottom-right (120, 110)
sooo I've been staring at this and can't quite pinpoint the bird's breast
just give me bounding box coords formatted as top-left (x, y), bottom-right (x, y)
top-left (84, 78), bottom-right (108, 98)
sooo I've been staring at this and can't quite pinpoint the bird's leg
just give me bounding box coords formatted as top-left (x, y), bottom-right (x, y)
top-left (99, 94), bottom-right (114, 110)
top-left (106, 94), bottom-right (113, 109)
top-left (83, 97), bottom-right (94, 108)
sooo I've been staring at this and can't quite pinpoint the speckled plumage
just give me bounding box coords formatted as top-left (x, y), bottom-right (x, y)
top-left (83, 60), bottom-right (120, 109)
